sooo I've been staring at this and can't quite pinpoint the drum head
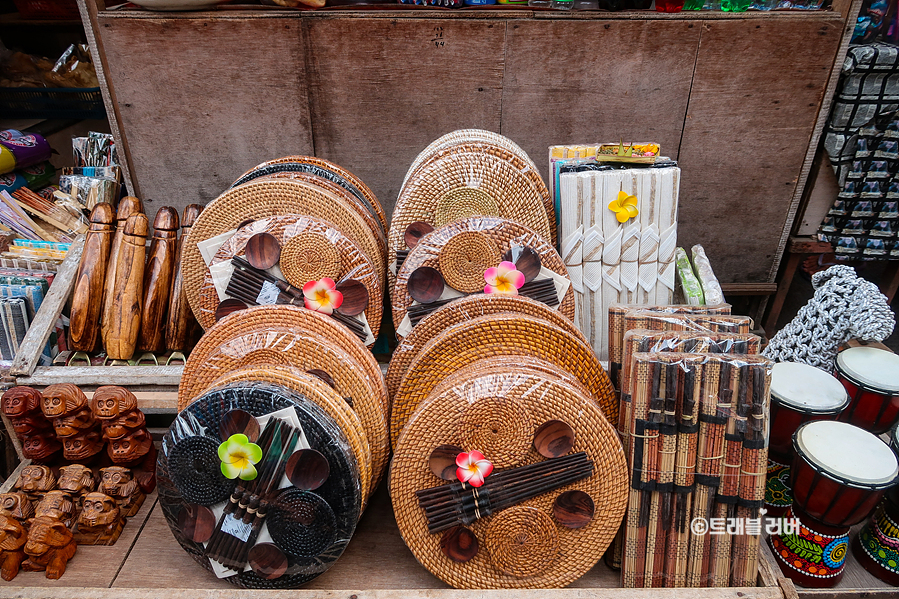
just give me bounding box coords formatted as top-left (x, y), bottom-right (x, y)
top-left (771, 362), bottom-right (849, 413)
top-left (795, 421), bottom-right (899, 488)
top-left (837, 347), bottom-right (899, 393)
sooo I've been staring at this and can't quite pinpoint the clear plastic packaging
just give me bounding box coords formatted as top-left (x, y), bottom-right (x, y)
top-left (691, 244), bottom-right (725, 306)
top-left (675, 247), bottom-right (704, 306)
top-left (158, 381), bottom-right (361, 589)
top-left (621, 352), bottom-right (772, 588)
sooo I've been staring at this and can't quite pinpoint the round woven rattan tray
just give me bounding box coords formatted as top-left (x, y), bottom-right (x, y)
top-left (158, 381), bottom-right (361, 589)
top-left (391, 312), bottom-right (616, 447)
top-left (386, 294), bottom-right (586, 400)
top-left (388, 150), bottom-right (551, 294)
top-left (233, 155), bottom-right (388, 238)
top-left (197, 214), bottom-right (382, 341)
top-left (392, 216), bottom-right (574, 333)
top-left (203, 365), bottom-right (374, 502)
top-left (183, 178), bottom-right (384, 326)
top-left (390, 360), bottom-right (627, 589)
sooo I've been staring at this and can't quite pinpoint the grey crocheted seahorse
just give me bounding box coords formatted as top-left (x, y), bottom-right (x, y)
top-left (763, 265), bottom-right (896, 370)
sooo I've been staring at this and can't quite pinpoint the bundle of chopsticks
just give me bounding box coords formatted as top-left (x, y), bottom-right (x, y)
top-left (622, 352), bottom-right (771, 588)
top-left (416, 452), bottom-right (594, 534)
top-left (205, 417), bottom-right (300, 571)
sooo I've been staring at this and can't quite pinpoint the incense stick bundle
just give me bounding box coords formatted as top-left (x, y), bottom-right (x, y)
top-left (12, 188), bottom-right (88, 236)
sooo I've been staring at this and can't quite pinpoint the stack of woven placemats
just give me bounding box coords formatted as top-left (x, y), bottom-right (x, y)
top-left (389, 326), bottom-right (628, 588)
top-left (157, 304), bottom-right (389, 588)
top-left (388, 131), bottom-right (566, 341)
top-left (182, 156), bottom-right (386, 347)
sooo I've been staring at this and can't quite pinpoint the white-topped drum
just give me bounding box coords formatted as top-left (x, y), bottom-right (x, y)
top-left (835, 347), bottom-right (899, 434)
top-left (768, 361), bottom-right (849, 462)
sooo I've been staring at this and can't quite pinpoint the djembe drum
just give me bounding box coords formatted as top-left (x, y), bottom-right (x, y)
top-left (769, 420), bottom-right (899, 587)
top-left (765, 362), bottom-right (849, 517)
top-left (834, 347), bottom-right (899, 434)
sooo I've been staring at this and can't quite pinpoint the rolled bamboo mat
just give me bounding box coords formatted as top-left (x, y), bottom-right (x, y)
top-left (390, 358), bottom-right (627, 589)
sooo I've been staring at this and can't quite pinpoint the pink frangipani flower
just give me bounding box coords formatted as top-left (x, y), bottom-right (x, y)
top-left (302, 277), bottom-right (343, 315)
top-left (455, 450), bottom-right (494, 488)
top-left (484, 261), bottom-right (525, 296)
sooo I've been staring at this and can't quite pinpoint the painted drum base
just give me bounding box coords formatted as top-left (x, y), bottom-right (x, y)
top-left (768, 508), bottom-right (849, 588)
top-left (853, 502), bottom-right (899, 586)
top-left (765, 460), bottom-right (793, 517)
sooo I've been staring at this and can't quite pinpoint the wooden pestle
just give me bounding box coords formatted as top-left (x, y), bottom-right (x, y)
top-left (100, 196), bottom-right (144, 345)
top-left (103, 213), bottom-right (149, 360)
top-left (165, 204), bottom-right (204, 352)
top-left (137, 207), bottom-right (179, 353)
top-left (69, 203), bottom-right (115, 352)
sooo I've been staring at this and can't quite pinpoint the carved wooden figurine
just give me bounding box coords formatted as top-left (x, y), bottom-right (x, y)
top-left (0, 514), bottom-right (27, 581)
top-left (100, 467), bottom-right (144, 517)
top-left (13, 465), bottom-right (56, 505)
top-left (41, 383), bottom-right (104, 463)
top-left (0, 493), bottom-right (35, 522)
top-left (73, 492), bottom-right (125, 546)
top-left (34, 491), bottom-right (77, 530)
top-left (91, 386), bottom-right (157, 493)
top-left (1, 386), bottom-right (61, 463)
top-left (69, 202), bottom-right (115, 352)
top-left (137, 206), bottom-right (179, 353)
top-left (100, 196), bottom-right (144, 348)
top-left (22, 516), bottom-right (77, 579)
top-left (166, 204), bottom-right (203, 352)
top-left (103, 213), bottom-right (149, 360)
top-left (57, 464), bottom-right (97, 512)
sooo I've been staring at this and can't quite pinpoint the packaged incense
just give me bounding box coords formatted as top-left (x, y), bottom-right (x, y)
top-left (691, 244), bottom-right (725, 306)
top-left (675, 247), bottom-right (704, 306)
top-left (622, 352), bottom-right (771, 589)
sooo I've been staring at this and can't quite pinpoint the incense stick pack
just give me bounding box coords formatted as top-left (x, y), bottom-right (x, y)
top-left (608, 303), bottom-right (732, 389)
top-left (622, 353), bottom-right (771, 589)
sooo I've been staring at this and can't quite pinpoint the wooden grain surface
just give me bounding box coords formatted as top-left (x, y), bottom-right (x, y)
top-left (98, 16), bottom-right (314, 207)
top-left (501, 19), bottom-right (699, 181)
top-left (305, 17), bottom-right (506, 219)
top-left (676, 16), bottom-right (843, 283)
top-left (17, 365), bottom-right (184, 388)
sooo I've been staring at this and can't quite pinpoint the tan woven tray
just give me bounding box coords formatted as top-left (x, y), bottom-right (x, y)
top-left (386, 294), bottom-right (586, 401)
top-left (392, 216), bottom-right (574, 333)
top-left (183, 178), bottom-right (384, 326)
top-left (196, 214), bottom-right (383, 342)
top-left (177, 305), bottom-right (389, 487)
top-left (203, 364), bottom-right (375, 502)
top-left (390, 312), bottom-right (617, 447)
top-left (402, 135), bottom-right (555, 244)
top-left (233, 155), bottom-right (388, 239)
top-left (390, 358), bottom-right (627, 589)
top-left (388, 150), bottom-right (551, 295)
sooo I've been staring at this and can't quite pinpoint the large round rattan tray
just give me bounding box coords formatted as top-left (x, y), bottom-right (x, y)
top-left (202, 365), bottom-right (374, 502)
top-left (385, 294), bottom-right (586, 400)
top-left (158, 381), bottom-right (362, 589)
top-left (233, 155), bottom-right (388, 238)
top-left (392, 216), bottom-right (574, 333)
top-left (401, 134), bottom-right (554, 244)
top-left (390, 360), bottom-right (627, 589)
top-left (196, 214), bottom-right (382, 341)
top-left (388, 150), bottom-right (551, 293)
top-left (183, 178), bottom-right (384, 325)
top-left (391, 312), bottom-right (616, 447)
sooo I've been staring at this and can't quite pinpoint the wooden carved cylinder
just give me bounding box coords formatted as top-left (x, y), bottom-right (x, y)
top-left (69, 203), bottom-right (115, 353)
top-left (103, 213), bottom-right (149, 361)
top-left (137, 207), bottom-right (179, 353)
top-left (165, 204), bottom-right (203, 352)
top-left (100, 196), bottom-right (144, 345)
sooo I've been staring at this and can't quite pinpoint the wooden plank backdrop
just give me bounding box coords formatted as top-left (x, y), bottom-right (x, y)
top-left (92, 8), bottom-right (848, 285)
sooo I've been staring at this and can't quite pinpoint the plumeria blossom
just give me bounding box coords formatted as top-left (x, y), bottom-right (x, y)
top-left (218, 434), bottom-right (263, 480)
top-left (455, 450), bottom-right (494, 488)
top-left (484, 261), bottom-right (525, 296)
top-left (609, 191), bottom-right (639, 223)
top-left (302, 277), bottom-right (343, 315)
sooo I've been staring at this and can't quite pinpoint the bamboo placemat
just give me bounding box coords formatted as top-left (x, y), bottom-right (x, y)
top-left (392, 216), bottom-right (574, 334)
top-left (390, 359), bottom-right (627, 589)
top-left (183, 178), bottom-right (384, 325)
top-left (204, 364), bottom-right (374, 502)
top-left (388, 150), bottom-right (551, 294)
top-left (232, 155), bottom-right (388, 238)
top-left (196, 214), bottom-right (383, 341)
top-left (390, 312), bottom-right (616, 447)
top-left (386, 294), bottom-right (586, 401)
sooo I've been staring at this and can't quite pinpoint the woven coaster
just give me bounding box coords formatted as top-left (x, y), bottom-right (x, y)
top-left (434, 188), bottom-right (500, 227)
top-left (280, 233), bottom-right (342, 289)
top-left (437, 231), bottom-right (501, 293)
